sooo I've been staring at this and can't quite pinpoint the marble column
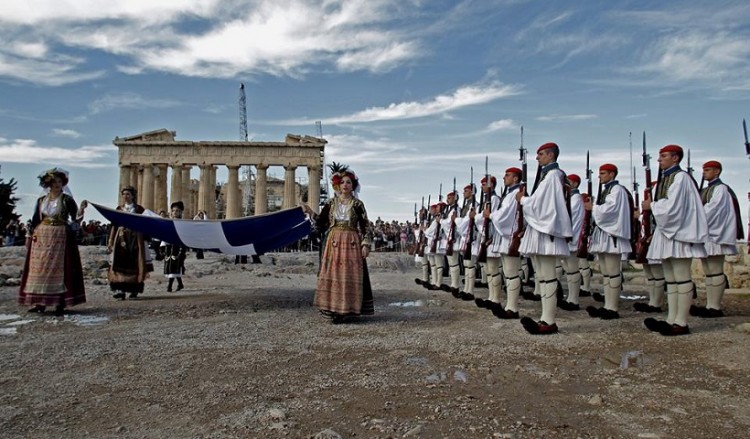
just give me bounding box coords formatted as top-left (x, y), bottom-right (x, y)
top-left (118, 165), bottom-right (131, 194)
top-left (255, 164), bottom-right (268, 215)
top-left (129, 165), bottom-right (139, 190)
top-left (283, 165), bottom-right (297, 209)
top-left (170, 164), bottom-right (183, 209)
top-left (307, 166), bottom-right (320, 213)
top-left (208, 165), bottom-right (217, 219)
top-left (226, 165), bottom-right (240, 219)
top-left (181, 166), bottom-right (192, 218)
top-left (197, 164), bottom-right (209, 215)
top-left (141, 163), bottom-right (155, 211)
top-left (155, 164), bottom-right (168, 214)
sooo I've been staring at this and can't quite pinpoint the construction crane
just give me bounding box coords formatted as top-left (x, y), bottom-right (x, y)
top-left (239, 83), bottom-right (254, 215)
top-left (316, 121), bottom-right (330, 207)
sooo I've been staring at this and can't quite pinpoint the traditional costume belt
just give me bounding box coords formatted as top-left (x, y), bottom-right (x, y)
top-left (41, 217), bottom-right (67, 226)
top-left (331, 221), bottom-right (357, 232)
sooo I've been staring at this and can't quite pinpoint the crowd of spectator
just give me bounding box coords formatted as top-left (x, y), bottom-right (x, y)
top-left (3, 215), bottom-right (418, 254)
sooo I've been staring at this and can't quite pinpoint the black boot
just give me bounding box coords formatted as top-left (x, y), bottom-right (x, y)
top-left (167, 278), bottom-right (174, 292)
top-left (176, 278), bottom-right (184, 291)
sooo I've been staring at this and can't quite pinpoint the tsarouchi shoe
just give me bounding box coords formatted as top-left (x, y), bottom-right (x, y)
top-left (558, 301), bottom-right (580, 311)
top-left (520, 317), bottom-right (558, 335)
top-left (659, 323), bottom-right (690, 336)
top-left (644, 317), bottom-right (670, 333)
top-left (492, 308), bottom-right (519, 320)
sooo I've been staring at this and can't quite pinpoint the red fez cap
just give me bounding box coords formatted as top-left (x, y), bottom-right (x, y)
top-left (437, 201), bottom-right (447, 207)
top-left (463, 184), bottom-right (474, 191)
top-left (505, 167), bottom-right (523, 176)
top-left (480, 175), bottom-right (497, 186)
top-left (702, 160), bottom-right (722, 170)
top-left (599, 163), bottom-right (618, 173)
top-left (430, 204), bottom-right (438, 209)
top-left (537, 142), bottom-right (558, 153)
top-left (659, 144), bottom-right (683, 155)
top-left (568, 174), bottom-right (581, 184)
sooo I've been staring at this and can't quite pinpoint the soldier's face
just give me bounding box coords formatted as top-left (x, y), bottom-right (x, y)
top-left (598, 170), bottom-right (615, 184)
top-left (537, 149), bottom-right (554, 166)
top-left (702, 167), bottom-right (720, 181)
top-left (657, 152), bottom-right (680, 170)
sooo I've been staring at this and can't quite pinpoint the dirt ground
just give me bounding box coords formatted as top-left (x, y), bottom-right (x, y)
top-left (1, 247), bottom-right (749, 439)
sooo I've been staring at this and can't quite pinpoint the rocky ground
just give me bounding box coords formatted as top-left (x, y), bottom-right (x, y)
top-left (1, 246), bottom-right (749, 439)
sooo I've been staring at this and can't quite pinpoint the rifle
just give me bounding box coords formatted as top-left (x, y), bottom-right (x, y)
top-left (476, 156), bottom-right (491, 263)
top-left (576, 150), bottom-right (593, 258)
top-left (628, 164), bottom-right (641, 260)
top-left (445, 177), bottom-right (457, 256)
top-left (635, 131), bottom-right (654, 263)
top-left (461, 168), bottom-right (476, 259)
top-left (508, 126), bottom-right (527, 257)
top-left (744, 119), bottom-right (750, 253)
top-left (416, 196), bottom-right (428, 257)
top-left (429, 185), bottom-right (443, 254)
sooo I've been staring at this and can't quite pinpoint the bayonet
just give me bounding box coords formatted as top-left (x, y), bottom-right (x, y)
top-left (687, 149), bottom-right (694, 177)
top-left (744, 119), bottom-right (750, 157)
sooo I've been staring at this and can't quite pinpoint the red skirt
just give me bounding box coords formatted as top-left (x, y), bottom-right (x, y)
top-left (314, 228), bottom-right (373, 315)
top-left (18, 223), bottom-right (86, 307)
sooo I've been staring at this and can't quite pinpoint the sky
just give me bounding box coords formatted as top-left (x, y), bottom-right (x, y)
top-left (1, 0), bottom-right (749, 228)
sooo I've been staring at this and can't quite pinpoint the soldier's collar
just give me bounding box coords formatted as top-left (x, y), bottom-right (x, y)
top-left (662, 165), bottom-right (681, 177)
top-left (604, 179), bottom-right (619, 189)
top-left (708, 178), bottom-right (722, 187)
top-left (542, 162), bottom-right (559, 172)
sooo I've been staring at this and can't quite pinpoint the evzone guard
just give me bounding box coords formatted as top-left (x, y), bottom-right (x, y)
top-left (516, 142), bottom-right (573, 335)
top-left (642, 144), bottom-right (708, 336)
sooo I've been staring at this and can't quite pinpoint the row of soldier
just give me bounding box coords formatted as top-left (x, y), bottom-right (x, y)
top-left (413, 141), bottom-right (743, 336)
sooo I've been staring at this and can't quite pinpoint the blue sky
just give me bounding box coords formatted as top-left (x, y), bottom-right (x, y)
top-left (1, 0), bottom-right (749, 226)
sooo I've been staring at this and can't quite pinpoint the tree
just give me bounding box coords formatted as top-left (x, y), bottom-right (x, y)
top-left (0, 176), bottom-right (21, 234)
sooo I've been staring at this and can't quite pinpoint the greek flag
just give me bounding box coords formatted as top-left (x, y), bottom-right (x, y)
top-left (91, 203), bottom-right (310, 255)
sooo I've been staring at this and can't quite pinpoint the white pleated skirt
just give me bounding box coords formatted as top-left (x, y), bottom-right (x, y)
top-left (647, 229), bottom-right (707, 262)
top-left (519, 228), bottom-right (571, 257)
top-left (588, 228), bottom-right (632, 255)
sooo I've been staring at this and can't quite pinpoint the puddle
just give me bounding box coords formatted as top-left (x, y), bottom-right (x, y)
top-left (620, 350), bottom-right (646, 369)
top-left (7, 319), bottom-right (34, 326)
top-left (622, 295), bottom-right (647, 301)
top-left (0, 327), bottom-right (17, 336)
top-left (0, 313), bottom-right (21, 322)
top-left (388, 300), bottom-right (443, 308)
top-left (64, 315), bottom-right (110, 326)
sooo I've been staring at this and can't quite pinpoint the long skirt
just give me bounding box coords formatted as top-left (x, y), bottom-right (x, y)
top-left (18, 224), bottom-right (86, 307)
top-left (314, 228), bottom-right (374, 316)
top-left (109, 227), bottom-right (151, 293)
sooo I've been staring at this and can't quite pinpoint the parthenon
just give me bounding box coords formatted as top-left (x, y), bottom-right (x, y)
top-left (113, 129), bottom-right (326, 219)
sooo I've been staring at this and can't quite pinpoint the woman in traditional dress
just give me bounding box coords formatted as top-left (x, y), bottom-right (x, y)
top-left (302, 163), bottom-right (374, 323)
top-left (107, 186), bottom-right (153, 299)
top-left (19, 168), bottom-right (87, 316)
top-left (161, 201), bottom-right (187, 292)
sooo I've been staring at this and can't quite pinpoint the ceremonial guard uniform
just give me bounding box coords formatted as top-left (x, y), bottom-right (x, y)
top-left (490, 168), bottom-right (524, 319)
top-left (439, 191), bottom-right (463, 295)
top-left (457, 184), bottom-right (479, 299)
top-left (473, 176), bottom-right (501, 304)
top-left (643, 144), bottom-right (708, 336)
top-left (693, 160), bottom-right (743, 318)
top-left (517, 142), bottom-right (573, 334)
top-left (585, 164), bottom-right (633, 319)
top-left (424, 203), bottom-right (446, 291)
top-left (414, 206), bottom-right (431, 287)
top-left (558, 174), bottom-right (585, 311)
top-left (634, 179), bottom-right (666, 314)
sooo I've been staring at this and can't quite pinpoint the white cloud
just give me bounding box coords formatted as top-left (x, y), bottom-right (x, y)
top-left (535, 114), bottom-right (597, 122)
top-left (51, 128), bottom-right (83, 138)
top-left (636, 31), bottom-right (750, 91)
top-left (0, 0), bottom-right (423, 84)
top-left (88, 93), bottom-right (182, 114)
top-left (294, 81), bottom-right (522, 125)
top-left (486, 119), bottom-right (517, 132)
top-left (0, 138), bottom-right (114, 168)
top-left (0, 52), bottom-right (105, 86)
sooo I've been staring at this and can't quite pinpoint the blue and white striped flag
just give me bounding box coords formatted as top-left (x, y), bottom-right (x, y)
top-left (91, 203), bottom-right (311, 255)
